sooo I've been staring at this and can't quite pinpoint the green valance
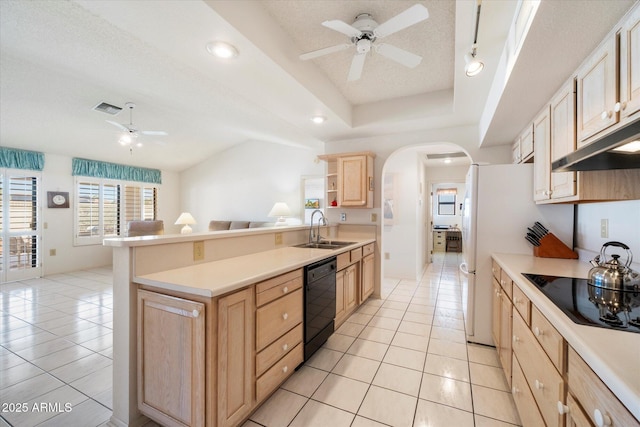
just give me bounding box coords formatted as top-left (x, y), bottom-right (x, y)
top-left (72, 158), bottom-right (161, 184)
top-left (0, 147), bottom-right (44, 171)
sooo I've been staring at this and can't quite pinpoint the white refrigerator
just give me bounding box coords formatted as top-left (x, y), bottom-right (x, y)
top-left (460, 164), bottom-right (574, 346)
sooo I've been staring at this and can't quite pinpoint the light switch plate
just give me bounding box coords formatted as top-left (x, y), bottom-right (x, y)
top-left (194, 241), bottom-right (205, 261)
top-left (600, 219), bottom-right (608, 238)
top-left (371, 213), bottom-right (377, 222)
top-left (275, 233), bottom-right (283, 245)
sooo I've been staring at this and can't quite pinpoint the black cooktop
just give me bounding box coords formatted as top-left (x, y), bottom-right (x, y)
top-left (522, 273), bottom-right (640, 333)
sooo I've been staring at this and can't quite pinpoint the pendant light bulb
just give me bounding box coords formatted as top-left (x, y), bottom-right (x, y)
top-left (464, 47), bottom-right (484, 77)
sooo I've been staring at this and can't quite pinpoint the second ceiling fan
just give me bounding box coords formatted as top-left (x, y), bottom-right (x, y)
top-left (299, 4), bottom-right (429, 81)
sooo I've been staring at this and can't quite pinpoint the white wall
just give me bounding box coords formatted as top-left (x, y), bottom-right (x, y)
top-left (575, 200), bottom-right (640, 271)
top-left (180, 140), bottom-right (324, 232)
top-left (41, 153), bottom-right (180, 275)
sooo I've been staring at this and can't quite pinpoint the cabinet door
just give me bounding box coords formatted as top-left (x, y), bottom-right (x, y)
top-left (360, 254), bottom-right (374, 303)
top-left (218, 287), bottom-right (254, 427)
top-left (576, 35), bottom-right (618, 145)
top-left (620, 5), bottom-right (640, 120)
top-left (512, 138), bottom-right (521, 163)
top-left (345, 264), bottom-right (358, 311)
top-left (137, 290), bottom-right (205, 427)
top-left (335, 269), bottom-right (346, 324)
top-left (492, 279), bottom-right (501, 349)
top-left (499, 294), bottom-right (512, 386)
top-left (520, 125), bottom-right (534, 161)
top-left (550, 80), bottom-right (577, 200)
top-left (338, 155), bottom-right (368, 207)
top-left (533, 106), bottom-right (551, 202)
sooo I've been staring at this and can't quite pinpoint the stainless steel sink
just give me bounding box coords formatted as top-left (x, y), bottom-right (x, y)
top-left (293, 241), bottom-right (356, 250)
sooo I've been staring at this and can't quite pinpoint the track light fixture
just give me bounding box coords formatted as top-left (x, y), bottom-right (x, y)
top-left (465, 0), bottom-right (484, 77)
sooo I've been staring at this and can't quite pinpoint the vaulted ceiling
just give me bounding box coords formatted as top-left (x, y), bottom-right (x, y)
top-left (0, 0), bottom-right (634, 171)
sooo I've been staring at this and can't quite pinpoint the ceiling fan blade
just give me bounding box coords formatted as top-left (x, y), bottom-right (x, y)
top-left (300, 43), bottom-right (351, 60)
top-left (322, 19), bottom-right (363, 38)
top-left (106, 120), bottom-right (129, 132)
top-left (140, 130), bottom-right (168, 136)
top-left (376, 43), bottom-right (422, 68)
top-left (373, 4), bottom-right (429, 39)
top-left (347, 53), bottom-right (366, 81)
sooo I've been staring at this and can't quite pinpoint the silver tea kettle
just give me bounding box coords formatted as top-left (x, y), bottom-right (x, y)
top-left (588, 241), bottom-right (640, 291)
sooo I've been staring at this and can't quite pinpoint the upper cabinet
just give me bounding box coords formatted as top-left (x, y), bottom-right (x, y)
top-left (533, 106), bottom-right (551, 202)
top-left (513, 124), bottom-right (534, 164)
top-left (577, 4), bottom-right (640, 147)
top-left (318, 152), bottom-right (375, 209)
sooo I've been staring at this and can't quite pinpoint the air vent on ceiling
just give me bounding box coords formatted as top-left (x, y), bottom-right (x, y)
top-left (92, 102), bottom-right (122, 115)
top-left (426, 152), bottom-right (467, 160)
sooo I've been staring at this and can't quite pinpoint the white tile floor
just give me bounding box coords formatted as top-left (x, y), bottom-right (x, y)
top-left (0, 253), bottom-right (521, 427)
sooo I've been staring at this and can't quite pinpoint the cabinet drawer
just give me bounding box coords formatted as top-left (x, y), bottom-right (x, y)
top-left (256, 289), bottom-right (303, 351)
top-left (256, 323), bottom-right (302, 377)
top-left (512, 356), bottom-right (546, 427)
top-left (568, 347), bottom-right (637, 427)
top-left (350, 247), bottom-right (362, 262)
top-left (531, 305), bottom-right (565, 373)
top-left (513, 313), bottom-right (564, 427)
top-left (566, 393), bottom-right (593, 427)
top-left (500, 270), bottom-right (513, 300)
top-left (256, 269), bottom-right (303, 307)
top-left (362, 243), bottom-right (374, 256)
top-left (492, 260), bottom-right (501, 281)
top-left (336, 252), bottom-right (351, 270)
top-left (512, 284), bottom-right (531, 325)
top-left (256, 343), bottom-right (303, 402)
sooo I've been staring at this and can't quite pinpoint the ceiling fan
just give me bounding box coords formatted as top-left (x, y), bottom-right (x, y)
top-left (106, 102), bottom-right (168, 144)
top-left (299, 4), bottom-right (429, 81)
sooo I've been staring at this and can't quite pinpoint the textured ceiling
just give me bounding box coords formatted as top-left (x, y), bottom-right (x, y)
top-left (261, 0), bottom-right (455, 106)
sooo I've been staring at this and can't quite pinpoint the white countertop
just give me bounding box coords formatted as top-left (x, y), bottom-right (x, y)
top-left (492, 253), bottom-right (640, 421)
top-left (135, 239), bottom-right (374, 298)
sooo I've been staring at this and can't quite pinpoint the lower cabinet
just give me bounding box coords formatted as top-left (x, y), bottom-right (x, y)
top-left (361, 252), bottom-right (374, 303)
top-left (491, 267), bottom-right (512, 387)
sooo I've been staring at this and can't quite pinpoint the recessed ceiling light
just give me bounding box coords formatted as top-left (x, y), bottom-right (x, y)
top-left (311, 115), bottom-right (327, 124)
top-left (206, 41), bottom-right (239, 59)
top-left (443, 158), bottom-right (452, 164)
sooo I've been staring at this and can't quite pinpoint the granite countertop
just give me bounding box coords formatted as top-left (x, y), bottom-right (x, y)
top-left (492, 253), bottom-right (640, 421)
top-left (134, 239), bottom-right (375, 298)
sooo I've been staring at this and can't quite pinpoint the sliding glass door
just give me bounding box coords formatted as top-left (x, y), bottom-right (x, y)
top-left (0, 169), bottom-right (42, 283)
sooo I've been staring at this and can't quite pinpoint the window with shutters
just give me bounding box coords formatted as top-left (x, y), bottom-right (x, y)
top-left (75, 178), bottom-right (157, 245)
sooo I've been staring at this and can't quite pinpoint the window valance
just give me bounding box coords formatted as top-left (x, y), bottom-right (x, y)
top-left (436, 188), bottom-right (457, 195)
top-left (0, 147), bottom-right (44, 171)
top-left (72, 158), bottom-right (161, 184)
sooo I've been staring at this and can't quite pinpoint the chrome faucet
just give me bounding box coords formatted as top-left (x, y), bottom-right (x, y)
top-left (309, 209), bottom-right (327, 243)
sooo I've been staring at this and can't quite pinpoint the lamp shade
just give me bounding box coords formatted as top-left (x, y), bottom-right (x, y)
top-left (464, 52), bottom-right (484, 77)
top-left (268, 202), bottom-right (291, 225)
top-left (175, 212), bottom-right (196, 234)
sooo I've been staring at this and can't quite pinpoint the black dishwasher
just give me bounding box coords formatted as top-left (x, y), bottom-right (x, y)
top-left (304, 256), bottom-right (336, 361)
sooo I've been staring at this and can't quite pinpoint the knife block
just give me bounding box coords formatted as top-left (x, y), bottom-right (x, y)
top-left (534, 233), bottom-right (579, 259)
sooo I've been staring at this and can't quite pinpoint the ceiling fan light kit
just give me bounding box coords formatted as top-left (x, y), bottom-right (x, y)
top-left (299, 4), bottom-right (430, 81)
top-left (105, 102), bottom-right (168, 151)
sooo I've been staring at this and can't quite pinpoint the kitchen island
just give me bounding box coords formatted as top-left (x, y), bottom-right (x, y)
top-left (103, 224), bottom-right (377, 427)
top-left (491, 253), bottom-right (639, 425)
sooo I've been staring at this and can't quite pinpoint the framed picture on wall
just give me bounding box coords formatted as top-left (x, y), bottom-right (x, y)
top-left (305, 199), bottom-right (320, 209)
top-left (47, 191), bottom-right (70, 208)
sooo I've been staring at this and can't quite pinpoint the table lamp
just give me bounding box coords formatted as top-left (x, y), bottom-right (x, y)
top-left (268, 202), bottom-right (291, 226)
top-left (175, 212), bottom-right (196, 234)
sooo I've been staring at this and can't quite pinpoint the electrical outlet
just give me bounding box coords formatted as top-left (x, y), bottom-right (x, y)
top-left (384, 252), bottom-right (390, 260)
top-left (371, 213), bottom-right (377, 222)
top-left (49, 249), bottom-right (56, 256)
top-left (275, 233), bottom-right (283, 245)
top-left (193, 241), bottom-right (205, 261)
top-left (341, 213), bottom-right (347, 221)
top-left (600, 219), bottom-right (609, 238)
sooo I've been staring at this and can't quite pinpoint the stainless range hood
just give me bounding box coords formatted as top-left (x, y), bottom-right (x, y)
top-left (552, 118), bottom-right (640, 171)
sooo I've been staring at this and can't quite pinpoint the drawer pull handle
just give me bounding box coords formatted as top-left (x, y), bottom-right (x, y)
top-left (594, 409), bottom-right (612, 427)
top-left (282, 365), bottom-right (289, 373)
top-left (535, 379), bottom-right (544, 390)
top-left (192, 309), bottom-right (200, 318)
top-left (557, 401), bottom-right (570, 415)
top-left (283, 286), bottom-right (289, 294)
top-left (512, 335), bottom-right (520, 343)
top-left (513, 297), bottom-right (519, 304)
top-left (282, 343), bottom-right (288, 351)
top-left (282, 313), bottom-right (289, 320)
top-left (501, 280), bottom-right (505, 286)
top-left (534, 327), bottom-right (544, 337)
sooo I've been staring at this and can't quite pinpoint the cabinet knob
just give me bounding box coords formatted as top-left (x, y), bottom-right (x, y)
top-left (283, 286), bottom-right (289, 294)
top-left (594, 409), bottom-right (612, 427)
top-left (282, 343), bottom-right (288, 351)
top-left (534, 327), bottom-right (544, 337)
top-left (557, 401), bottom-right (570, 415)
top-left (614, 102), bottom-right (621, 113)
top-left (513, 297), bottom-right (520, 305)
top-left (535, 379), bottom-right (544, 390)
top-left (512, 386), bottom-right (519, 394)
top-left (621, 101), bottom-right (628, 111)
top-left (501, 279), bottom-right (505, 286)
top-left (512, 335), bottom-right (520, 343)
top-left (192, 309), bottom-right (200, 318)
top-left (282, 313), bottom-right (288, 320)
top-left (601, 110), bottom-right (612, 120)
top-left (282, 365), bottom-right (289, 373)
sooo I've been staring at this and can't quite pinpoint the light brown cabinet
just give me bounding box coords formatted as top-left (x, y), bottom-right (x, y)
top-left (433, 231), bottom-right (446, 252)
top-left (533, 105), bottom-right (551, 202)
top-left (344, 264), bottom-right (358, 314)
top-left (549, 80), bottom-right (578, 200)
top-left (361, 252), bottom-right (374, 303)
top-left (137, 290), bottom-right (206, 427)
top-left (319, 152), bottom-right (375, 209)
top-left (491, 267), bottom-right (512, 386)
